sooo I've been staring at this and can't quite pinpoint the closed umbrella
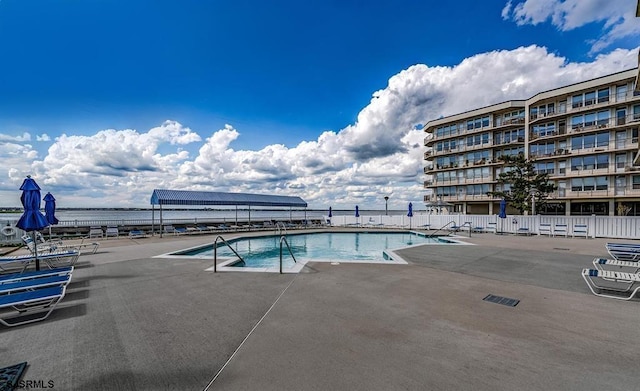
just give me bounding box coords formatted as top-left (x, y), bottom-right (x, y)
top-left (498, 199), bottom-right (507, 234)
top-left (355, 205), bottom-right (360, 226)
top-left (407, 202), bottom-right (413, 229)
top-left (328, 206), bottom-right (332, 226)
top-left (16, 176), bottom-right (49, 271)
top-left (44, 192), bottom-right (59, 241)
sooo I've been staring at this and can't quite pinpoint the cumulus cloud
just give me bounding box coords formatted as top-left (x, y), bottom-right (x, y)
top-left (36, 134), bottom-right (51, 141)
top-left (0, 132), bottom-right (30, 142)
top-left (502, 0), bottom-right (640, 54)
top-left (5, 45), bottom-right (638, 209)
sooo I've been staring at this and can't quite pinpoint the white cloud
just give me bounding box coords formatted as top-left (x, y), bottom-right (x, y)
top-left (36, 134), bottom-right (51, 141)
top-left (0, 132), bottom-right (30, 142)
top-left (9, 45), bottom-right (639, 209)
top-left (503, 0), bottom-right (640, 54)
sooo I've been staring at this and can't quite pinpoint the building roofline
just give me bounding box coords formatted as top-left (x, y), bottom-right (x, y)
top-left (424, 68), bottom-right (638, 130)
top-left (424, 100), bottom-right (526, 129)
top-left (527, 68), bottom-right (637, 102)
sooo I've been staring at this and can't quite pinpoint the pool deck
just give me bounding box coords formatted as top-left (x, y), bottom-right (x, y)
top-left (2, 229), bottom-right (640, 390)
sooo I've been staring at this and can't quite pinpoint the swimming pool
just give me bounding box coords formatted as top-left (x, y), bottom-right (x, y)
top-left (162, 231), bottom-right (461, 273)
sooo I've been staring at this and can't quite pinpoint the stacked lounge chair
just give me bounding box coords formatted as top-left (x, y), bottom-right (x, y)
top-left (22, 234), bottom-right (99, 255)
top-left (582, 242), bottom-right (640, 300)
top-left (0, 266), bottom-right (73, 327)
top-left (605, 243), bottom-right (640, 261)
top-left (581, 268), bottom-right (640, 301)
top-left (0, 250), bottom-right (81, 273)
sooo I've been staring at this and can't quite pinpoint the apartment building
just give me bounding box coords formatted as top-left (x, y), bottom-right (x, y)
top-left (423, 68), bottom-right (640, 216)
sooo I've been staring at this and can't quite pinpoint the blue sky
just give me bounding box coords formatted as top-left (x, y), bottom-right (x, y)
top-left (0, 0), bottom-right (639, 209)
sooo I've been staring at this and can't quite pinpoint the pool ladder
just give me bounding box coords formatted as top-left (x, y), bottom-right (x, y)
top-left (212, 235), bottom-right (244, 273)
top-left (428, 221), bottom-right (472, 238)
top-left (211, 234), bottom-right (297, 274)
top-left (279, 235), bottom-right (297, 274)
top-left (274, 221), bottom-right (288, 236)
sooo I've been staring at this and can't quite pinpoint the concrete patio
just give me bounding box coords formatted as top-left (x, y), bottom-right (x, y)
top-left (1, 230), bottom-right (639, 390)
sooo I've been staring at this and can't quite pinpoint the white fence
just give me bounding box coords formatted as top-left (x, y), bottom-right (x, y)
top-left (330, 213), bottom-right (640, 240)
top-left (2, 214), bottom-right (639, 245)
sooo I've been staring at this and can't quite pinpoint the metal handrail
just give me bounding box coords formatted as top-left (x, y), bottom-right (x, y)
top-left (279, 235), bottom-right (297, 274)
top-left (275, 221), bottom-right (288, 236)
top-left (213, 235), bottom-right (244, 273)
top-left (459, 221), bottom-right (473, 238)
top-left (428, 221), bottom-right (458, 238)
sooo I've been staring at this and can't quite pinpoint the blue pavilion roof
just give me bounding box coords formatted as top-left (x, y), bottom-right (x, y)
top-left (150, 189), bottom-right (307, 208)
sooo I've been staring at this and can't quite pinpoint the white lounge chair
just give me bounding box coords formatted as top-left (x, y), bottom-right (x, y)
top-left (0, 266), bottom-right (73, 285)
top-left (484, 222), bottom-right (497, 234)
top-left (516, 227), bottom-right (532, 236)
top-left (0, 250), bottom-right (80, 273)
top-left (552, 224), bottom-right (568, 237)
top-left (128, 229), bottom-right (147, 238)
top-left (581, 268), bottom-right (640, 300)
top-left (22, 235), bottom-right (99, 255)
top-left (0, 269), bottom-right (72, 327)
top-left (105, 226), bottom-right (119, 239)
top-left (89, 226), bottom-right (104, 239)
top-left (572, 224), bottom-right (589, 238)
top-left (592, 258), bottom-right (640, 273)
top-left (605, 243), bottom-right (640, 261)
top-left (539, 223), bottom-right (552, 236)
top-left (163, 225), bottom-right (177, 235)
top-left (185, 226), bottom-right (199, 234)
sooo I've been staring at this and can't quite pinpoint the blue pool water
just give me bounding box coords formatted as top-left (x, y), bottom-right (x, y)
top-left (173, 231), bottom-right (456, 270)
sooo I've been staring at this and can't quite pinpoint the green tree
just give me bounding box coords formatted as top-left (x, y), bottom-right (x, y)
top-left (487, 153), bottom-right (557, 215)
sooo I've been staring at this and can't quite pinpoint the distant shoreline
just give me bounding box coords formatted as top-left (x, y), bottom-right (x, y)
top-left (0, 207), bottom-right (412, 213)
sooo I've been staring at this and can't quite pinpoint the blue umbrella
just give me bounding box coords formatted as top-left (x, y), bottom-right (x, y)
top-left (407, 202), bottom-right (413, 229)
top-left (498, 199), bottom-right (507, 218)
top-left (44, 192), bottom-right (59, 241)
top-left (327, 206), bottom-right (332, 226)
top-left (355, 205), bottom-right (360, 226)
top-left (498, 199), bottom-right (507, 235)
top-left (16, 176), bottom-right (49, 271)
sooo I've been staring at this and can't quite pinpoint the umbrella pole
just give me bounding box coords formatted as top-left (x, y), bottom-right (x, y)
top-left (32, 231), bottom-right (40, 271)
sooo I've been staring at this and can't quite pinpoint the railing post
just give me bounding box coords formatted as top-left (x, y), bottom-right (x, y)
top-left (214, 238), bottom-right (217, 273)
top-left (280, 240), bottom-right (283, 274)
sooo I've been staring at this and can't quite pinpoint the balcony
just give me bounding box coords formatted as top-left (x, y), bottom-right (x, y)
top-left (424, 150), bottom-right (432, 159)
top-left (439, 194), bottom-right (493, 202)
top-left (493, 136), bottom-right (524, 146)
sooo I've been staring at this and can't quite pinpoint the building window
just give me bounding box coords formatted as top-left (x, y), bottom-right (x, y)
top-left (597, 88), bottom-right (609, 103)
top-left (570, 176), bottom-right (608, 191)
top-left (570, 202), bottom-right (609, 216)
top-left (616, 84), bottom-right (628, 101)
top-left (572, 94), bottom-right (583, 108)
top-left (571, 132), bottom-right (609, 150)
top-left (558, 160), bottom-right (566, 174)
top-left (585, 91), bottom-right (596, 106)
top-left (633, 175), bottom-right (640, 190)
top-left (570, 154), bottom-right (608, 171)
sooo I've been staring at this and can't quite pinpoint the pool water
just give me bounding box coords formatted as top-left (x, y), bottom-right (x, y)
top-left (176, 231), bottom-right (456, 270)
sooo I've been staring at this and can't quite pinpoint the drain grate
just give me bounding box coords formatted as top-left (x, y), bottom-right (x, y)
top-left (483, 294), bottom-right (519, 307)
